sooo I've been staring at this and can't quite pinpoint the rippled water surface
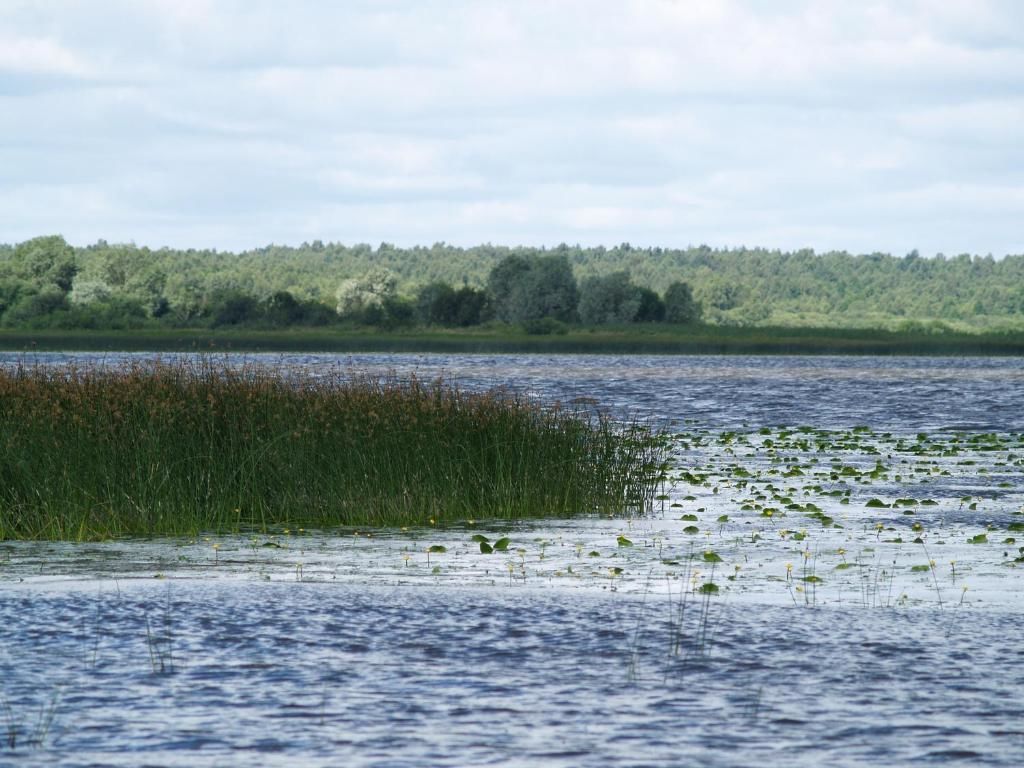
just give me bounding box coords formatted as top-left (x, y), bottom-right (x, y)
top-left (6, 350), bottom-right (1024, 430)
top-left (2, 353), bottom-right (1023, 766)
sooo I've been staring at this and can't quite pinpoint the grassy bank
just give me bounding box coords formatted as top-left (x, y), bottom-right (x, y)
top-left (0, 360), bottom-right (664, 540)
top-left (2, 324), bottom-right (1024, 355)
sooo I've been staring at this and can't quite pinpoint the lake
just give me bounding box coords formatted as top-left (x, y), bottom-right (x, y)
top-left (2, 353), bottom-right (1023, 767)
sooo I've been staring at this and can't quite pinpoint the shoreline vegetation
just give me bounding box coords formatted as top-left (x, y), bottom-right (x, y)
top-left (2, 325), bottom-right (1023, 356)
top-left (0, 360), bottom-right (664, 541)
top-left (2, 238), bottom-right (1023, 350)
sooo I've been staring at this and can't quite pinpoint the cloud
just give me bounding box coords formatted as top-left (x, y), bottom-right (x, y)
top-left (0, 0), bottom-right (1022, 256)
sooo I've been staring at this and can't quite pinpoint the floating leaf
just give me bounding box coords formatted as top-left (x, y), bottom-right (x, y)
top-left (493, 537), bottom-right (511, 552)
top-left (479, 542), bottom-right (493, 554)
top-left (471, 534), bottom-right (490, 543)
top-left (698, 583), bottom-right (720, 594)
top-left (801, 575), bottom-right (824, 584)
top-left (910, 564), bottom-right (931, 572)
top-left (717, 515), bottom-right (730, 523)
top-left (703, 551), bottom-right (723, 563)
top-left (834, 562), bottom-right (855, 570)
top-left (428, 545), bottom-right (447, 553)
top-left (617, 535), bottom-right (634, 547)
top-left (865, 498), bottom-right (889, 508)
top-left (588, 550), bottom-right (601, 557)
top-left (968, 533), bottom-right (988, 544)
top-left (679, 514), bottom-right (698, 521)
top-left (683, 526), bottom-right (700, 535)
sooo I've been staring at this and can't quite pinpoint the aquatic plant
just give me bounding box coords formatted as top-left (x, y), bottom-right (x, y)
top-left (2, 689), bottom-right (60, 752)
top-left (0, 359), bottom-right (664, 539)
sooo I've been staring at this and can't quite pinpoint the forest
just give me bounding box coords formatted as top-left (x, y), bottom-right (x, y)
top-left (0, 236), bottom-right (1021, 334)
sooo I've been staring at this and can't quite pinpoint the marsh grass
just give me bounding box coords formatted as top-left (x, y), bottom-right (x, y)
top-left (0, 359), bottom-right (662, 540)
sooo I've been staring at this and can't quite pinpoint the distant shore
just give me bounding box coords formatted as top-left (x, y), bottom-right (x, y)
top-left (2, 325), bottom-right (1023, 356)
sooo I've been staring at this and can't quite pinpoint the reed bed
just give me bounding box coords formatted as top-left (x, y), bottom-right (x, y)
top-left (0, 359), bottom-right (663, 540)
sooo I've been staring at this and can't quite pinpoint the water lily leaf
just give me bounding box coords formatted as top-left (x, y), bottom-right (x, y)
top-left (479, 542), bottom-right (493, 554)
top-left (968, 534), bottom-right (988, 544)
top-left (679, 514), bottom-right (698, 521)
top-left (703, 551), bottom-right (723, 563)
top-left (683, 526), bottom-right (700, 535)
top-left (493, 537), bottom-right (511, 551)
top-left (428, 545), bottom-right (447, 553)
top-left (698, 582), bottom-right (720, 594)
top-left (865, 498), bottom-right (889, 508)
top-left (910, 564), bottom-right (931, 572)
top-left (801, 575), bottom-right (824, 583)
top-left (617, 535), bottom-right (633, 547)
top-left (471, 534), bottom-right (490, 543)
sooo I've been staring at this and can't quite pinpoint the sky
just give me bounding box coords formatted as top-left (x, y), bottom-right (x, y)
top-left (1, 0), bottom-right (1023, 256)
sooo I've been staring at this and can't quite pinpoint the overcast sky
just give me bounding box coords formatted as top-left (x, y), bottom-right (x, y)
top-left (2, 0), bottom-right (1023, 256)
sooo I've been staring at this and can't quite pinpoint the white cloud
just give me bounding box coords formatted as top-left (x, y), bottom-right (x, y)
top-left (0, 35), bottom-right (91, 76)
top-left (0, 0), bottom-right (1022, 255)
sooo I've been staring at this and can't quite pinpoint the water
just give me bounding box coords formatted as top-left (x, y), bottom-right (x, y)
top-left (2, 353), bottom-right (1023, 766)
top-left (5, 351), bottom-right (1023, 430)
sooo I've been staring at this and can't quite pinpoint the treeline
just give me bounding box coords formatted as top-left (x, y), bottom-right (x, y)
top-left (1, 236), bottom-right (1022, 332)
top-left (0, 236), bottom-right (698, 333)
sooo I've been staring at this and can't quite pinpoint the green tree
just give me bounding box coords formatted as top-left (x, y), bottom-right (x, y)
top-left (335, 268), bottom-right (399, 318)
top-left (664, 281), bottom-right (701, 323)
top-left (8, 235), bottom-right (77, 293)
top-left (635, 287), bottom-right (665, 322)
top-left (486, 255), bottom-right (532, 323)
top-left (578, 271), bottom-right (642, 324)
top-left (487, 254), bottom-right (578, 324)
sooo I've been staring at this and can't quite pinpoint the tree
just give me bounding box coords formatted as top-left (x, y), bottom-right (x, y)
top-left (578, 271), bottom-right (642, 324)
top-left (487, 254), bottom-right (578, 324)
top-left (664, 281), bottom-right (701, 324)
top-left (448, 286), bottom-right (489, 326)
top-left (486, 255), bottom-right (532, 323)
top-left (635, 287), bottom-right (665, 322)
top-left (265, 290), bottom-right (304, 325)
top-left (335, 268), bottom-right (398, 318)
top-left (70, 280), bottom-right (113, 305)
top-left (415, 281), bottom-right (456, 325)
top-left (8, 235), bottom-right (77, 293)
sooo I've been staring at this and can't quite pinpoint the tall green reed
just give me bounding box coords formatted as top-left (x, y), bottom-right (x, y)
top-left (0, 359), bottom-right (663, 539)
